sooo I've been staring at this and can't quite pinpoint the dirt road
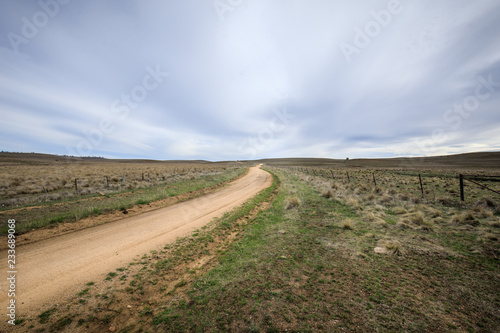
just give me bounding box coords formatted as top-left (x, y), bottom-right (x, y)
top-left (1, 165), bottom-right (272, 316)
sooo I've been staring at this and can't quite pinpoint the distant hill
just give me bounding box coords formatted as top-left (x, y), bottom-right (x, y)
top-left (1, 151), bottom-right (499, 169)
top-left (258, 152), bottom-right (500, 169)
top-left (0, 152), bottom-right (214, 166)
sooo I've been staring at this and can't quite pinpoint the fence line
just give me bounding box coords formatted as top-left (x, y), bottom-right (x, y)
top-left (460, 174), bottom-right (500, 201)
top-left (276, 166), bottom-right (499, 204)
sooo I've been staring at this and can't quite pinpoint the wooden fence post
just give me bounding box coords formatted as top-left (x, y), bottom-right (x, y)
top-left (419, 174), bottom-right (424, 197)
top-left (104, 176), bottom-right (108, 188)
top-left (459, 174), bottom-right (465, 201)
top-left (75, 178), bottom-right (78, 192)
top-left (122, 174), bottom-right (125, 185)
top-left (372, 173), bottom-right (377, 187)
top-left (346, 172), bottom-right (350, 183)
top-left (42, 185), bottom-right (48, 200)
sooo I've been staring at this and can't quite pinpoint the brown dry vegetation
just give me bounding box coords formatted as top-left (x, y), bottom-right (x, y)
top-left (275, 165), bottom-right (500, 210)
top-left (0, 153), bottom-right (246, 208)
top-left (0, 153), bottom-right (250, 235)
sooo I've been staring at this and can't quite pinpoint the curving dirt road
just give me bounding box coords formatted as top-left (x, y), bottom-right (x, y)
top-left (1, 165), bottom-right (272, 316)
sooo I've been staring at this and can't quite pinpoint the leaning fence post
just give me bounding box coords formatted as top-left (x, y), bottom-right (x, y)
top-left (42, 185), bottom-right (48, 200)
top-left (372, 173), bottom-right (377, 187)
top-left (419, 174), bottom-right (424, 198)
top-left (459, 174), bottom-right (465, 201)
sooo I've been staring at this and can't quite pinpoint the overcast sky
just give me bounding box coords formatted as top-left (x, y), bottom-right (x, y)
top-left (1, 0), bottom-right (499, 161)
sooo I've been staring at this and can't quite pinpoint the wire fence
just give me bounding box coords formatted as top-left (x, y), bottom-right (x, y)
top-left (460, 175), bottom-right (500, 201)
top-left (274, 166), bottom-right (500, 206)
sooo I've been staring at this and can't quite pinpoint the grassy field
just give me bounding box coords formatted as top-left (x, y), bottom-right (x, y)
top-left (18, 160), bottom-right (500, 332)
top-left (275, 167), bottom-right (500, 208)
top-left (151, 167), bottom-right (499, 332)
top-left (0, 153), bottom-right (245, 208)
top-left (0, 153), bottom-right (249, 235)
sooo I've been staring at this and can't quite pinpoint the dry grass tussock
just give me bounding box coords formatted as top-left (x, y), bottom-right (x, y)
top-left (364, 211), bottom-right (377, 221)
top-left (345, 195), bottom-right (360, 210)
top-left (407, 211), bottom-right (425, 225)
top-left (473, 198), bottom-right (498, 216)
top-left (377, 239), bottom-right (402, 256)
top-left (285, 196), bottom-right (301, 210)
top-left (452, 211), bottom-right (479, 226)
top-left (341, 218), bottom-right (354, 230)
top-left (392, 206), bottom-right (408, 215)
top-left (320, 189), bottom-right (334, 199)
